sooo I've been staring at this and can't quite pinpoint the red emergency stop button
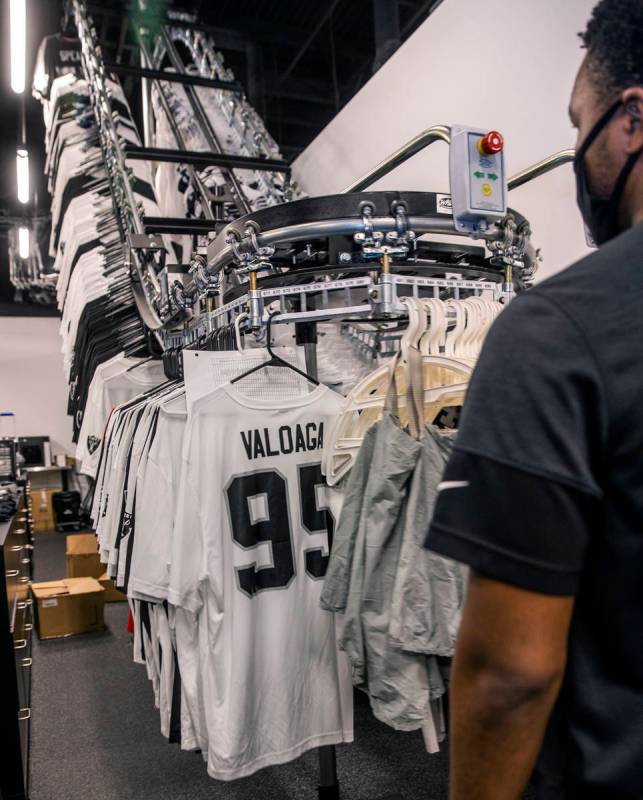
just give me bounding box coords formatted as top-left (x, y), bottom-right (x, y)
top-left (478, 130), bottom-right (504, 155)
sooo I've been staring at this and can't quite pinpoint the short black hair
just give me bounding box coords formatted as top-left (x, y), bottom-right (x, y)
top-left (580, 0), bottom-right (643, 102)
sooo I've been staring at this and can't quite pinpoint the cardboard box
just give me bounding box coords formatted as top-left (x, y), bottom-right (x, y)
top-left (31, 488), bottom-right (59, 532)
top-left (31, 578), bottom-right (105, 639)
top-left (98, 572), bottom-right (127, 603)
top-left (66, 533), bottom-right (103, 579)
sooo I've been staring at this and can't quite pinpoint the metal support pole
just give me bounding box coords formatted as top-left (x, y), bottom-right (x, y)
top-left (105, 61), bottom-right (242, 92)
top-left (372, 0), bottom-right (400, 73)
top-left (135, 33), bottom-right (216, 221)
top-left (159, 28), bottom-right (252, 216)
top-left (317, 745), bottom-right (340, 799)
top-left (244, 40), bottom-right (264, 114)
top-left (379, 251), bottom-right (394, 314)
top-left (273, 0), bottom-right (342, 92)
top-left (124, 144), bottom-right (289, 174)
top-left (142, 217), bottom-right (221, 235)
top-left (292, 309), bottom-right (337, 798)
top-left (248, 271), bottom-right (263, 329)
top-left (328, 14), bottom-right (340, 112)
top-left (139, 31), bottom-right (153, 148)
top-left (295, 319), bottom-right (318, 380)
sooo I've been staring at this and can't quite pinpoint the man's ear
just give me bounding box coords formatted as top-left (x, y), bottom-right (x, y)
top-left (622, 87), bottom-right (643, 153)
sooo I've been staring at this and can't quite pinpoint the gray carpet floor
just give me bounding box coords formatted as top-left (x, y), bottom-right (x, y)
top-left (29, 530), bottom-right (534, 800)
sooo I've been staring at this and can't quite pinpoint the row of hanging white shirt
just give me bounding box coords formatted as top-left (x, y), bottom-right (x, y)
top-left (86, 296), bottom-right (500, 779)
top-left (89, 347), bottom-right (354, 782)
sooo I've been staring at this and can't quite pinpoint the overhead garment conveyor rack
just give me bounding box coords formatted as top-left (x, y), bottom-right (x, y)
top-left (69, 1), bottom-right (578, 346)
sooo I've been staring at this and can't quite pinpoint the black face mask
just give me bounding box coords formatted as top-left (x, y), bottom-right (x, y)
top-left (574, 100), bottom-right (642, 246)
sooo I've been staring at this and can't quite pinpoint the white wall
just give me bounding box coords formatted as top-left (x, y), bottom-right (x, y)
top-left (293, 0), bottom-right (596, 281)
top-left (0, 317), bottom-right (73, 455)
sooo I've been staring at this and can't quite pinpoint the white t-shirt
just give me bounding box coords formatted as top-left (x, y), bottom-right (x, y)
top-left (128, 394), bottom-right (187, 601)
top-left (78, 360), bottom-right (167, 478)
top-left (75, 353), bottom-right (136, 467)
top-left (168, 381), bottom-right (353, 780)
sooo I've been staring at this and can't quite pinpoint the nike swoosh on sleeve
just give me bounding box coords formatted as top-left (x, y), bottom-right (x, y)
top-left (437, 481), bottom-right (470, 491)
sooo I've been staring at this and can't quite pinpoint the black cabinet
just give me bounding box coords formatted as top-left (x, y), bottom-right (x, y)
top-left (1, 488), bottom-right (33, 800)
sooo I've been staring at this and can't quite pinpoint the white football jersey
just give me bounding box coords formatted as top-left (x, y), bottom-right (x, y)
top-left (128, 394), bottom-right (187, 601)
top-left (168, 381), bottom-right (353, 780)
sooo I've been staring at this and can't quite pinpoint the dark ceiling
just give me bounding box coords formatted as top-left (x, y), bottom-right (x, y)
top-left (91, 0), bottom-right (443, 157)
top-left (0, 0), bottom-right (443, 311)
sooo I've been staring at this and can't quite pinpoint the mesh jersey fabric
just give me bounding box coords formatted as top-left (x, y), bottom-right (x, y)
top-left (168, 381), bottom-right (353, 780)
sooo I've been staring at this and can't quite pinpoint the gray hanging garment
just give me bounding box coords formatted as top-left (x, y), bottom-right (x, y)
top-left (322, 351), bottom-right (444, 731)
top-left (320, 423), bottom-right (378, 614)
top-left (389, 425), bottom-right (468, 656)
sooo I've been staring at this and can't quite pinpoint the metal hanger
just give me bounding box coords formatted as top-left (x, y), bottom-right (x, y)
top-left (125, 354), bottom-right (161, 373)
top-left (231, 312), bottom-right (319, 387)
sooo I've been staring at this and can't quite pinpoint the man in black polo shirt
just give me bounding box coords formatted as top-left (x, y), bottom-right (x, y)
top-left (425, 1), bottom-right (643, 798)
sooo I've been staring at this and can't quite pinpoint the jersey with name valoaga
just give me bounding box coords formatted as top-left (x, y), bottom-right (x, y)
top-left (168, 381), bottom-right (353, 780)
top-left (426, 222), bottom-right (643, 798)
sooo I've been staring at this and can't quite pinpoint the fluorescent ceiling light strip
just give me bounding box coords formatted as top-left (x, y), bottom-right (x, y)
top-left (16, 148), bottom-right (29, 204)
top-left (10, 0), bottom-right (26, 94)
top-left (18, 226), bottom-right (29, 259)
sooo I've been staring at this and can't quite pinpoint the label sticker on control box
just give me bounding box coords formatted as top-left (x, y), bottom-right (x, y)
top-left (436, 194), bottom-right (453, 214)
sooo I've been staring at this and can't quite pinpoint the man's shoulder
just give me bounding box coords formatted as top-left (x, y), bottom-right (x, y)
top-left (527, 222), bottom-right (643, 321)
top-left (534, 223), bottom-right (643, 295)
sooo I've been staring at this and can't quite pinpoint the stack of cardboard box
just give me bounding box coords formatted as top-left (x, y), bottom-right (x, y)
top-left (31, 532), bottom-right (126, 639)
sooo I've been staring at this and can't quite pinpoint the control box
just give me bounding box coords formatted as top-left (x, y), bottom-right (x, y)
top-left (449, 125), bottom-right (507, 236)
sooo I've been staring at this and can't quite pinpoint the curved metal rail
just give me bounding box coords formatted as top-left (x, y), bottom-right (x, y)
top-left (508, 148), bottom-right (576, 191)
top-left (343, 125), bottom-right (451, 193)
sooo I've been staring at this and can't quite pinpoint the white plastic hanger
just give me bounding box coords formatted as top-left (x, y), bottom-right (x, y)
top-left (420, 298), bottom-right (447, 357)
top-left (399, 296), bottom-right (427, 358)
top-left (323, 351), bottom-right (470, 485)
top-left (323, 297), bottom-right (471, 486)
top-left (443, 300), bottom-right (467, 360)
top-left (234, 312), bottom-right (249, 352)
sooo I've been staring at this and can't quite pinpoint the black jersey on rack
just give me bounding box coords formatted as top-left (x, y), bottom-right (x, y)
top-left (426, 221), bottom-right (643, 798)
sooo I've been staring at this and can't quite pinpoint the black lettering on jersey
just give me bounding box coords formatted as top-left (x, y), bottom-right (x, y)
top-left (227, 463), bottom-right (332, 598)
top-left (295, 426), bottom-right (307, 452)
top-left (226, 470), bottom-right (295, 598)
top-left (253, 435), bottom-right (266, 459)
top-left (279, 426), bottom-right (293, 454)
top-left (241, 423), bottom-right (325, 460)
top-left (264, 428), bottom-right (279, 457)
top-left (305, 423), bottom-right (317, 450)
top-left (299, 463), bottom-right (334, 580)
top-left (240, 430), bottom-right (253, 459)
top-left (59, 49), bottom-right (82, 63)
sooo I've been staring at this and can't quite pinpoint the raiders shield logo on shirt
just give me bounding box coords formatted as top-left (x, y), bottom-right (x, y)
top-left (87, 435), bottom-right (101, 455)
